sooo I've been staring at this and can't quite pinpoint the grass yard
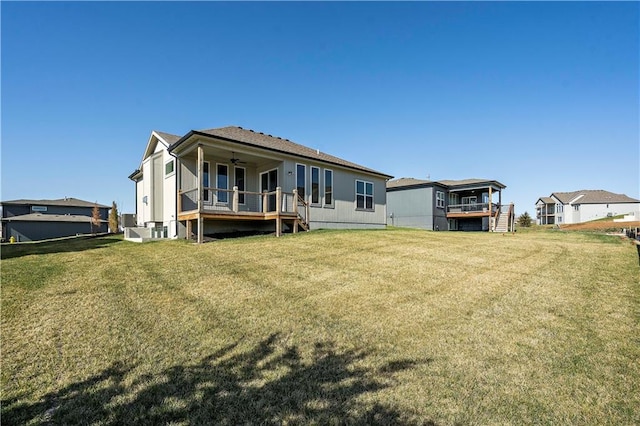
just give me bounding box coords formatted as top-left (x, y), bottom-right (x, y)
top-left (2, 229), bottom-right (639, 425)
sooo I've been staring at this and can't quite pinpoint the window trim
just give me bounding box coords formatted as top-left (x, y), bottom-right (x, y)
top-left (355, 179), bottom-right (374, 211)
top-left (164, 159), bottom-right (175, 177)
top-left (203, 161), bottom-right (211, 203)
top-left (216, 163), bottom-right (229, 204)
top-left (296, 163), bottom-right (307, 202)
top-left (436, 190), bottom-right (445, 209)
top-left (310, 166), bottom-right (320, 206)
top-left (234, 166), bottom-right (246, 205)
top-left (324, 168), bottom-right (334, 208)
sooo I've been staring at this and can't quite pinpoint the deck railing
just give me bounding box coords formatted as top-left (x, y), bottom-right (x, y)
top-left (179, 187), bottom-right (301, 215)
top-left (447, 203), bottom-right (499, 214)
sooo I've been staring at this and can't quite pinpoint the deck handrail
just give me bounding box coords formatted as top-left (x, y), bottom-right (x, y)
top-left (447, 202), bottom-right (499, 214)
top-left (179, 187), bottom-right (300, 215)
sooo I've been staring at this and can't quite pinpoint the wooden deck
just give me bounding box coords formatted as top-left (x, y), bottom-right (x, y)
top-left (446, 210), bottom-right (499, 219)
top-left (178, 210), bottom-right (299, 222)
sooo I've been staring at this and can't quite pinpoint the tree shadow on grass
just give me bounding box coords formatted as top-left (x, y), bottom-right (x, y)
top-left (2, 334), bottom-right (436, 425)
top-left (0, 235), bottom-right (122, 260)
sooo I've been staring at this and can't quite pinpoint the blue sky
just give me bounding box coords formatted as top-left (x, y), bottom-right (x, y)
top-left (2, 1), bottom-right (638, 216)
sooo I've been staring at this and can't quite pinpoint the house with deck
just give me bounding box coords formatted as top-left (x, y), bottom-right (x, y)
top-left (127, 126), bottom-right (392, 242)
top-left (386, 178), bottom-right (513, 232)
top-left (535, 190), bottom-right (640, 225)
top-left (1, 198), bottom-right (109, 242)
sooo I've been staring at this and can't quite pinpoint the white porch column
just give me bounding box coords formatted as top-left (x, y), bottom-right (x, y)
top-left (232, 186), bottom-right (239, 212)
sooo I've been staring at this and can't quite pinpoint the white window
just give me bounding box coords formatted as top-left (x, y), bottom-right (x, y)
top-left (217, 164), bottom-right (229, 203)
top-left (311, 166), bottom-right (320, 205)
top-left (324, 169), bottom-right (333, 207)
top-left (356, 180), bottom-right (374, 210)
top-left (573, 204), bottom-right (580, 211)
top-left (556, 204), bottom-right (564, 213)
top-left (165, 159), bottom-right (175, 176)
top-left (296, 164), bottom-right (306, 200)
top-left (436, 191), bottom-right (445, 209)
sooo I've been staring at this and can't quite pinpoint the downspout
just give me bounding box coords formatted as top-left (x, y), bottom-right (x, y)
top-left (168, 150), bottom-right (180, 238)
top-left (134, 177), bottom-right (138, 225)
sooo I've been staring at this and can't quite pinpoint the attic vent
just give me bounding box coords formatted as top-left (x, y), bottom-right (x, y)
top-left (249, 129), bottom-right (254, 133)
top-left (268, 134), bottom-right (272, 137)
top-left (259, 132), bottom-right (264, 135)
top-left (238, 126), bottom-right (243, 129)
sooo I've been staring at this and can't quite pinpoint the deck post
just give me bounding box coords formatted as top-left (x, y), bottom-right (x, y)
top-left (197, 144), bottom-right (204, 244)
top-left (262, 192), bottom-right (268, 213)
top-left (232, 186), bottom-right (239, 212)
top-left (275, 187), bottom-right (282, 237)
top-left (276, 187), bottom-right (282, 214)
top-left (292, 189), bottom-right (299, 233)
top-left (186, 219), bottom-right (192, 241)
top-left (488, 186), bottom-right (493, 231)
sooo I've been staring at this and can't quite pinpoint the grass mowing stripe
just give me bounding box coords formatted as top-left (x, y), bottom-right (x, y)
top-left (2, 229), bottom-right (639, 424)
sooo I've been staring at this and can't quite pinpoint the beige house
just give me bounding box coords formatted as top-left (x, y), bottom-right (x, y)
top-left (127, 126), bottom-right (392, 242)
top-left (536, 190), bottom-right (640, 225)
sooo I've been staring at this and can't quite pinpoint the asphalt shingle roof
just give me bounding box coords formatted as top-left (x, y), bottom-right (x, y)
top-left (170, 126), bottom-right (392, 178)
top-left (0, 198), bottom-right (109, 208)
top-left (154, 131), bottom-right (181, 145)
top-left (386, 178), bottom-right (433, 189)
top-left (537, 197), bottom-right (556, 204)
top-left (552, 190), bottom-right (640, 204)
top-left (3, 213), bottom-right (107, 223)
top-left (387, 177), bottom-right (506, 190)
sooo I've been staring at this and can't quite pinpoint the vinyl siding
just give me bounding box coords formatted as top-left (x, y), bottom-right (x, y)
top-left (4, 220), bottom-right (108, 242)
top-left (386, 187), bottom-right (437, 229)
top-left (152, 154), bottom-right (164, 221)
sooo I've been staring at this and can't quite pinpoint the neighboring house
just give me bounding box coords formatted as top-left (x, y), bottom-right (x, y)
top-left (535, 190), bottom-right (640, 225)
top-left (128, 126), bottom-right (392, 242)
top-left (386, 178), bottom-right (513, 232)
top-left (1, 198), bottom-right (109, 242)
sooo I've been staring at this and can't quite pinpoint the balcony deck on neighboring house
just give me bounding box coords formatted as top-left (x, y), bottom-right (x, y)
top-left (446, 203), bottom-right (500, 219)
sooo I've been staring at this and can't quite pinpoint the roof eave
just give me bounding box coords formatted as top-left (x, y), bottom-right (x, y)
top-left (128, 169), bottom-right (142, 180)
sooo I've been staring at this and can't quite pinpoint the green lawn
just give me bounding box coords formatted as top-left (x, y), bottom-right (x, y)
top-left (2, 229), bottom-right (639, 425)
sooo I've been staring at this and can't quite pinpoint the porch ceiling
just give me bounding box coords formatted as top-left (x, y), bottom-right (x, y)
top-left (180, 144), bottom-right (282, 169)
top-left (448, 185), bottom-right (503, 193)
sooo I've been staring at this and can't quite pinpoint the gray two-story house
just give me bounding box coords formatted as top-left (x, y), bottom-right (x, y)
top-left (1, 198), bottom-right (109, 242)
top-left (386, 178), bottom-right (513, 232)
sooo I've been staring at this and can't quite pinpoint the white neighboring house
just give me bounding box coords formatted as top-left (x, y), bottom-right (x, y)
top-left (535, 190), bottom-right (640, 225)
top-left (127, 126), bottom-right (392, 242)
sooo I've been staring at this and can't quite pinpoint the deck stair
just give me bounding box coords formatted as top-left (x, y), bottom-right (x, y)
top-left (291, 193), bottom-right (310, 233)
top-left (493, 203), bottom-right (514, 233)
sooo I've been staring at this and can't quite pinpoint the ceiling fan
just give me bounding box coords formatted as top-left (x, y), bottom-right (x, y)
top-left (230, 152), bottom-right (246, 165)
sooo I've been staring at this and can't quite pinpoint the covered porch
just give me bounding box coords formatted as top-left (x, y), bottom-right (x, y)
top-left (176, 144), bottom-right (308, 242)
top-left (446, 181), bottom-right (505, 231)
